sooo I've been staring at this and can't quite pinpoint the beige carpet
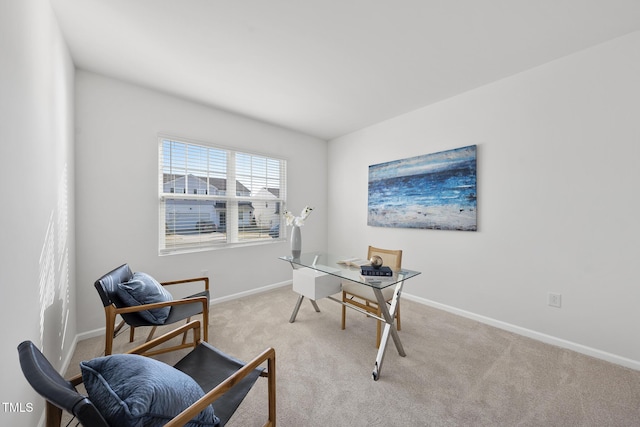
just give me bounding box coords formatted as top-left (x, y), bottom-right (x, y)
top-left (66, 286), bottom-right (640, 426)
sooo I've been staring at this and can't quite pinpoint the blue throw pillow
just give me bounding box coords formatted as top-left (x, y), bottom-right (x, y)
top-left (116, 272), bottom-right (173, 324)
top-left (81, 354), bottom-right (219, 427)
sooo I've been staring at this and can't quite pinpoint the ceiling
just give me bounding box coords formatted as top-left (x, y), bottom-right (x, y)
top-left (50, 0), bottom-right (640, 140)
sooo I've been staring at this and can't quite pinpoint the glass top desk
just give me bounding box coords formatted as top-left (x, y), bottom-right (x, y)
top-left (279, 252), bottom-right (421, 380)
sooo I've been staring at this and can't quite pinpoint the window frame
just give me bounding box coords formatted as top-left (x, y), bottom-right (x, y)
top-left (158, 135), bottom-right (287, 255)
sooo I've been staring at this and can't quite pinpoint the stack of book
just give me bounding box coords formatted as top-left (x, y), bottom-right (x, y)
top-left (360, 265), bottom-right (393, 277)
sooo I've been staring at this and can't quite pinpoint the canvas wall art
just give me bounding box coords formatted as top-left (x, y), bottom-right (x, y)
top-left (368, 145), bottom-right (477, 231)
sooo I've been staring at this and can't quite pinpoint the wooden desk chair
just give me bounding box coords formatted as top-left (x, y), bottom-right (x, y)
top-left (341, 246), bottom-right (403, 347)
top-left (18, 321), bottom-right (276, 427)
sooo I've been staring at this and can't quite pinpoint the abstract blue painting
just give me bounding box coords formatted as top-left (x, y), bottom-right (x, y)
top-left (368, 145), bottom-right (477, 231)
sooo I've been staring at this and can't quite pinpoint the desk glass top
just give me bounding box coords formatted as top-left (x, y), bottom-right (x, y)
top-left (279, 252), bottom-right (421, 289)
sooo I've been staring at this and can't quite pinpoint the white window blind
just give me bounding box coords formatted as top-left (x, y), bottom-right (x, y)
top-left (159, 137), bottom-right (286, 254)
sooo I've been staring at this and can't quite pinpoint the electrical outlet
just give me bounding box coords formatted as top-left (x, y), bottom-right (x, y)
top-left (548, 292), bottom-right (562, 308)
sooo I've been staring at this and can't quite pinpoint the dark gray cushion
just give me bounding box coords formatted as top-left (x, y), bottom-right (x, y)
top-left (116, 272), bottom-right (172, 324)
top-left (80, 354), bottom-right (219, 427)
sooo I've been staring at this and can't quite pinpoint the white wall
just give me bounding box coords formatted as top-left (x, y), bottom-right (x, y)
top-left (74, 71), bottom-right (328, 336)
top-left (0, 0), bottom-right (75, 425)
top-left (328, 32), bottom-right (640, 368)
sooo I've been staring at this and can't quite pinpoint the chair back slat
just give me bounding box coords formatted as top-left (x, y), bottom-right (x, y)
top-left (367, 246), bottom-right (403, 270)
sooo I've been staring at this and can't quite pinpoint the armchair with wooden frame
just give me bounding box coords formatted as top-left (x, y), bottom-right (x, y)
top-left (94, 263), bottom-right (210, 356)
top-left (341, 246), bottom-right (403, 347)
top-left (18, 320), bottom-right (276, 427)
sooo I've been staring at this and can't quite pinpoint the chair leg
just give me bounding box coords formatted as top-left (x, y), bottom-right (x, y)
top-left (182, 317), bottom-right (192, 344)
top-left (45, 401), bottom-right (62, 427)
top-left (202, 309), bottom-right (209, 342)
top-left (105, 308), bottom-right (116, 356)
top-left (146, 326), bottom-right (157, 342)
top-left (341, 291), bottom-right (347, 330)
top-left (396, 300), bottom-right (401, 331)
top-left (365, 300), bottom-right (372, 318)
top-left (130, 326), bottom-right (136, 342)
top-left (114, 319), bottom-right (126, 336)
top-left (267, 350), bottom-right (277, 426)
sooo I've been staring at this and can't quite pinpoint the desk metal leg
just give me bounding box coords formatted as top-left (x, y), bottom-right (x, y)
top-left (289, 295), bottom-right (321, 323)
top-left (371, 279), bottom-right (405, 381)
top-left (289, 295), bottom-right (304, 323)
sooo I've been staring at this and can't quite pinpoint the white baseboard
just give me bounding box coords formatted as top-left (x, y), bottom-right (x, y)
top-left (402, 292), bottom-right (640, 371)
top-left (76, 326), bottom-right (109, 342)
top-left (210, 280), bottom-right (291, 305)
top-left (59, 335), bottom-right (79, 376)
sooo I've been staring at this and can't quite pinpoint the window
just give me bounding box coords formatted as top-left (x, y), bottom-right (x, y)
top-left (159, 137), bottom-right (286, 254)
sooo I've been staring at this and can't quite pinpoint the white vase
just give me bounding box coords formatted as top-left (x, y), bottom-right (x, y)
top-left (290, 226), bottom-right (301, 258)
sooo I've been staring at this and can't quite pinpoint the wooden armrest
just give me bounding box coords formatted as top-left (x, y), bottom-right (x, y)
top-left (68, 373), bottom-right (84, 386)
top-left (164, 347), bottom-right (276, 427)
top-left (161, 276), bottom-right (209, 291)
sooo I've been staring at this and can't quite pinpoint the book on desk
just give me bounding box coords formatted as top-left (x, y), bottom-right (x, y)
top-left (359, 275), bottom-right (395, 285)
top-left (360, 265), bottom-right (393, 277)
top-left (337, 257), bottom-right (370, 268)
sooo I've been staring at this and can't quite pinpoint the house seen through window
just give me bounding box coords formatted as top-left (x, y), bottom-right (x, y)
top-left (159, 137), bottom-right (286, 254)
